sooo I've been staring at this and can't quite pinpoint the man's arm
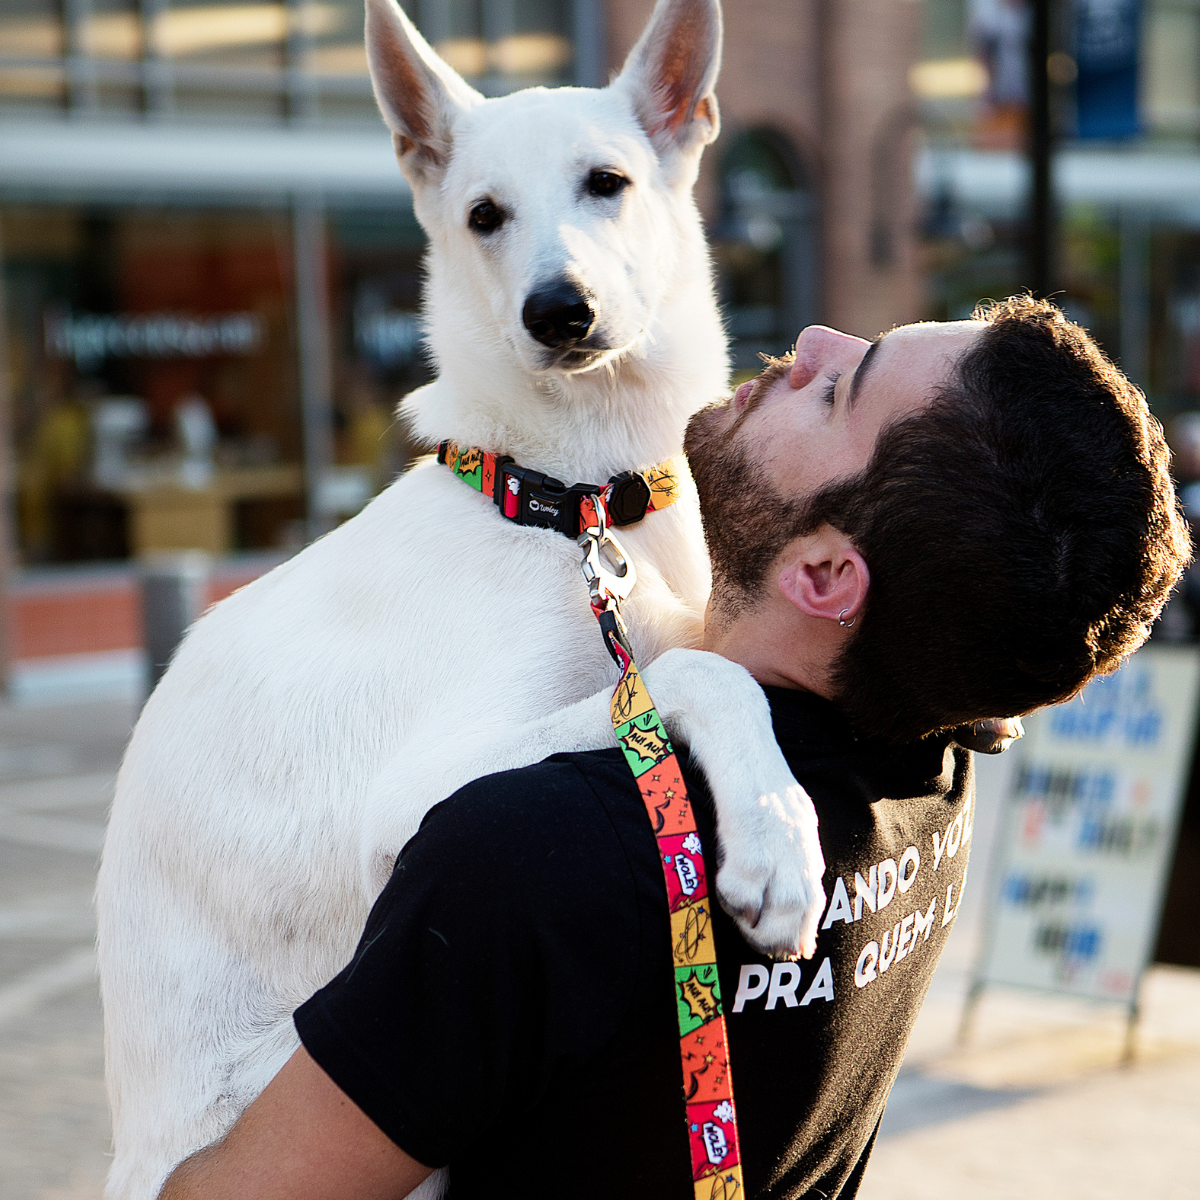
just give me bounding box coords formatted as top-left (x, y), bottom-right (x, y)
top-left (159, 1046), bottom-right (433, 1200)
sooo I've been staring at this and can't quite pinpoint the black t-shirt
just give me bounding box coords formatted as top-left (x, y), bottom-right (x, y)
top-left (295, 687), bottom-right (975, 1200)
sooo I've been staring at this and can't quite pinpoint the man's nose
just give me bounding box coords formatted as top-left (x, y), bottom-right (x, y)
top-left (788, 325), bottom-right (871, 390)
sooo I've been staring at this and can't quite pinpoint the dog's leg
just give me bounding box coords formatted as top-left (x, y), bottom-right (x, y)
top-left (363, 649), bottom-right (824, 958)
top-left (638, 648), bottom-right (826, 960)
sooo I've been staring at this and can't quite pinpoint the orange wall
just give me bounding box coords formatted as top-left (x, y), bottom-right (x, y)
top-left (8, 563), bottom-right (273, 660)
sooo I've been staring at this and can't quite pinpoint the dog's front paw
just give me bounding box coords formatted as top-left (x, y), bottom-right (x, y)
top-left (715, 784), bottom-right (826, 960)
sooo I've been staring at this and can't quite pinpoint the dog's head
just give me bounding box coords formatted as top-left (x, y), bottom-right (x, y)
top-left (366, 0), bottom-right (723, 384)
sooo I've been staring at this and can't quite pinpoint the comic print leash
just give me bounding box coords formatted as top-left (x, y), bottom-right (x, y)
top-left (441, 445), bottom-right (744, 1196)
top-left (578, 493), bottom-right (745, 1200)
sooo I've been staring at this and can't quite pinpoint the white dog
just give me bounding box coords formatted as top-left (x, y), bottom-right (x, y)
top-left (95, 1), bottom-right (827, 1195)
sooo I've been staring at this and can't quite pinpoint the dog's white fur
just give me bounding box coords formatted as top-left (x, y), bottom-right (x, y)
top-left (96, 3), bottom-right (825, 1195)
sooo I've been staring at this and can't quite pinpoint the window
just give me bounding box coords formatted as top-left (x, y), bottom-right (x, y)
top-left (714, 130), bottom-right (817, 373)
top-left (0, 0), bottom-right (583, 122)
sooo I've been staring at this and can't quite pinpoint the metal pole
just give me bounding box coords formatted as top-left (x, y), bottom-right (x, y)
top-left (1119, 207), bottom-right (1150, 389)
top-left (1027, 0), bottom-right (1054, 298)
top-left (572, 0), bottom-right (608, 88)
top-left (140, 552), bottom-right (211, 696)
top-left (957, 976), bottom-right (985, 1048)
top-left (285, 0), bottom-right (317, 121)
top-left (139, 0), bottom-right (174, 115)
top-left (419, 0), bottom-right (452, 51)
top-left (1122, 976), bottom-right (1143, 1066)
top-left (62, 0), bottom-right (99, 114)
top-left (293, 196), bottom-right (336, 541)
top-left (0, 221), bottom-right (15, 697)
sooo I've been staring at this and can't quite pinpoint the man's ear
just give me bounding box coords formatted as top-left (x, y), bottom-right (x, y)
top-left (365, 0), bottom-right (482, 185)
top-left (777, 528), bottom-right (870, 628)
top-left (614, 0), bottom-right (722, 164)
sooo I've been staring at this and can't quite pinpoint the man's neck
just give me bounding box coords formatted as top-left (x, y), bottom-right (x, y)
top-left (699, 590), bottom-right (839, 696)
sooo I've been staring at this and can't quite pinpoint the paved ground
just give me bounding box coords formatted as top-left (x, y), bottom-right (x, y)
top-left (0, 708), bottom-right (1197, 1199)
top-left (861, 953), bottom-right (1200, 1198)
top-left (0, 698), bottom-right (134, 1200)
top-left (860, 752), bottom-right (1200, 1199)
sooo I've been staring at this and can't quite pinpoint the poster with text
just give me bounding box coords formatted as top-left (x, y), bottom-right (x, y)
top-left (979, 643), bottom-right (1200, 1004)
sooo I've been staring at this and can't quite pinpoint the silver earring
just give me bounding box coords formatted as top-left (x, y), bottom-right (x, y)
top-left (838, 608), bottom-right (856, 629)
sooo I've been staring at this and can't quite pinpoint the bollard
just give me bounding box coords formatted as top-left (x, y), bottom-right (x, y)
top-left (140, 552), bottom-right (211, 697)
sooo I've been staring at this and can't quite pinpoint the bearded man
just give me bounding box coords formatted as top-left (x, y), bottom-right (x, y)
top-left (159, 297), bottom-right (1188, 1200)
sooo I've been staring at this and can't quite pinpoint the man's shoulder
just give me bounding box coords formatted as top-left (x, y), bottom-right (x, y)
top-left (429, 747), bottom-right (636, 826)
top-left (404, 748), bottom-right (648, 896)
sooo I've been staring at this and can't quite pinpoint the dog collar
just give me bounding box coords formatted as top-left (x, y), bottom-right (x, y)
top-left (437, 440), bottom-right (681, 537)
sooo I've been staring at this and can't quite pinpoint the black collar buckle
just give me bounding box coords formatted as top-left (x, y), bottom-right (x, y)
top-left (493, 458), bottom-right (598, 536)
top-left (487, 458), bottom-right (654, 536)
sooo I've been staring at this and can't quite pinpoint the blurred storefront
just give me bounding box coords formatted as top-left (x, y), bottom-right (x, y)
top-left (0, 0), bottom-right (924, 694)
top-left (712, 128), bottom-right (819, 371)
top-left (1, 0), bottom-right (928, 578)
top-left (1, 195), bottom-right (433, 560)
top-left (913, 0), bottom-right (1200, 426)
top-left (912, 0), bottom-right (1200, 968)
top-left (0, 0), bottom-right (593, 570)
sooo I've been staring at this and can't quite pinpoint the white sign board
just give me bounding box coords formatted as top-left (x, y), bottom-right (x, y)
top-left (978, 644), bottom-right (1200, 1005)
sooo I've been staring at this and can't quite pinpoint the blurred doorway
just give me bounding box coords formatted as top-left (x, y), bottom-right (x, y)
top-left (714, 128), bottom-right (819, 373)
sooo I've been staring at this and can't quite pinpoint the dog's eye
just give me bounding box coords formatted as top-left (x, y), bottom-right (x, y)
top-left (468, 200), bottom-right (505, 234)
top-left (587, 170), bottom-right (627, 198)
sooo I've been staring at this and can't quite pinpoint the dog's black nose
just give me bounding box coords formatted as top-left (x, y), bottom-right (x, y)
top-left (522, 282), bottom-right (595, 349)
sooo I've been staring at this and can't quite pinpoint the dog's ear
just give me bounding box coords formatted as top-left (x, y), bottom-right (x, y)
top-left (365, 0), bottom-right (482, 183)
top-left (616, 0), bottom-right (722, 161)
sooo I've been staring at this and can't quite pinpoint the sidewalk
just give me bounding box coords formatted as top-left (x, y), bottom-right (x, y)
top-left (861, 751), bottom-right (1200, 1197)
top-left (862, 960), bottom-right (1200, 1199)
top-left (0, 709), bottom-right (1197, 1199)
top-left (6, 554), bottom-right (283, 706)
top-left (0, 697), bottom-right (133, 1200)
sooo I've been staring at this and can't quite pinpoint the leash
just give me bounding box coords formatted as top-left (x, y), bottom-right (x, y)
top-left (440, 443), bottom-right (743, 1193)
top-left (437, 440), bottom-right (681, 536)
top-left (578, 493), bottom-right (744, 1200)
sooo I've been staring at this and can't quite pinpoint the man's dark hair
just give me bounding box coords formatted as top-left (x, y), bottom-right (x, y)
top-left (817, 296), bottom-right (1190, 741)
top-left (692, 296), bottom-right (1192, 743)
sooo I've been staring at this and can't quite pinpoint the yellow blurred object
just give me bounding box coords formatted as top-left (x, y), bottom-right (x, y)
top-left (488, 33), bottom-right (572, 75)
top-left (148, 3), bottom-right (342, 58)
top-left (18, 402), bottom-right (90, 555)
top-left (118, 464), bottom-right (303, 555)
top-left (338, 401), bottom-right (394, 489)
top-left (909, 57), bottom-right (989, 100)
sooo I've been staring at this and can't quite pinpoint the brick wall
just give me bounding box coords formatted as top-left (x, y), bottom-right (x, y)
top-left (819, 0), bottom-right (923, 337)
top-left (7, 556), bottom-right (282, 663)
top-left (606, 0), bottom-right (922, 339)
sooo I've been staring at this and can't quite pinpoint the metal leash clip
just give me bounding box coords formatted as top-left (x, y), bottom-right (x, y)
top-left (578, 501), bottom-right (638, 609)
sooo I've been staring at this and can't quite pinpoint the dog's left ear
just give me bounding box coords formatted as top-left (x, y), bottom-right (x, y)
top-left (365, 0), bottom-right (482, 185)
top-left (616, 0), bottom-right (722, 165)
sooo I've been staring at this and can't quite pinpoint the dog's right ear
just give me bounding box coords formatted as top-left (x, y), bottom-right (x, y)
top-left (616, 0), bottom-right (723, 163)
top-left (365, 0), bottom-right (482, 184)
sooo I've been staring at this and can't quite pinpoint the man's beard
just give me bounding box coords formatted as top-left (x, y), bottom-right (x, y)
top-left (684, 396), bottom-right (809, 621)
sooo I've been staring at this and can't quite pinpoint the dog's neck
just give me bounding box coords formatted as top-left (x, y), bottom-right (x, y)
top-left (404, 240), bottom-right (728, 485)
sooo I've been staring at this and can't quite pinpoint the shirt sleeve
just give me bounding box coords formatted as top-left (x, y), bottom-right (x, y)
top-left (294, 758), bottom-right (644, 1168)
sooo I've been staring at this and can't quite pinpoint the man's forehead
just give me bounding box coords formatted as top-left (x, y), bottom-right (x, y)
top-left (859, 320), bottom-right (985, 398)
top-left (878, 319), bottom-right (985, 352)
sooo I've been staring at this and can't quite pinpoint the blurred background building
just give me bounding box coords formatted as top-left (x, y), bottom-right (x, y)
top-left (917, 0), bottom-right (1200, 413)
top-left (2, 7), bottom-right (1200, 1196)
top-left (3, 0), bottom-right (1200, 688)
top-left (0, 0), bottom-right (927, 699)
